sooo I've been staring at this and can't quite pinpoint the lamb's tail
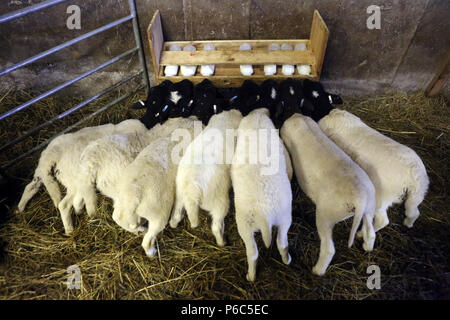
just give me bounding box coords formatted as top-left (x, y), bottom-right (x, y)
top-left (260, 223), bottom-right (273, 249)
top-left (18, 175), bottom-right (42, 212)
top-left (348, 204), bottom-right (365, 248)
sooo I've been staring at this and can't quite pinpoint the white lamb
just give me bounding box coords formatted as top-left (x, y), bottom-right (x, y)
top-left (17, 119), bottom-right (147, 234)
top-left (113, 117), bottom-right (200, 256)
top-left (76, 117), bottom-right (200, 234)
top-left (281, 114), bottom-right (376, 276)
top-left (302, 79), bottom-right (429, 232)
top-left (320, 110), bottom-right (429, 231)
top-left (169, 109), bottom-right (243, 247)
top-left (231, 108), bottom-right (292, 282)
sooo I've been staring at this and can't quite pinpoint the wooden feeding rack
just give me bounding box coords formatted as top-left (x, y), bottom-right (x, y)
top-left (147, 10), bottom-right (329, 87)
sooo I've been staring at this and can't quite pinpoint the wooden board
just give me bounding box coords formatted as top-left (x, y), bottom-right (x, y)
top-left (147, 10), bottom-right (164, 73)
top-left (164, 39), bottom-right (310, 50)
top-left (160, 49), bottom-right (316, 65)
top-left (157, 64), bottom-right (318, 87)
top-left (309, 10), bottom-right (329, 76)
top-left (147, 9), bottom-right (328, 87)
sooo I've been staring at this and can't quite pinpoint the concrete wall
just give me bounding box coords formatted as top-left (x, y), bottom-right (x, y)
top-left (0, 0), bottom-right (449, 97)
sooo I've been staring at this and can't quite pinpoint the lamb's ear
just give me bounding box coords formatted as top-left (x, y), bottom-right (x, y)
top-left (328, 93), bottom-right (343, 105)
top-left (130, 99), bottom-right (147, 109)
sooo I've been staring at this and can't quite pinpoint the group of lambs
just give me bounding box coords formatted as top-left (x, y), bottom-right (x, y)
top-left (18, 78), bottom-right (429, 282)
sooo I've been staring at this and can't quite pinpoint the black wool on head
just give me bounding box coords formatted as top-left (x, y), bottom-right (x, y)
top-left (168, 80), bottom-right (194, 119)
top-left (192, 79), bottom-right (220, 125)
top-left (132, 80), bottom-right (172, 110)
top-left (273, 79), bottom-right (303, 128)
top-left (231, 80), bottom-right (261, 116)
top-left (217, 87), bottom-right (236, 110)
top-left (302, 79), bottom-right (335, 122)
top-left (133, 80), bottom-right (173, 128)
top-left (260, 79), bottom-right (281, 120)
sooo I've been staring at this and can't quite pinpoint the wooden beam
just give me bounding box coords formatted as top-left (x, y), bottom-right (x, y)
top-left (159, 49), bottom-right (316, 66)
top-left (163, 39), bottom-right (309, 50)
top-left (157, 74), bottom-right (319, 87)
top-left (426, 55), bottom-right (450, 97)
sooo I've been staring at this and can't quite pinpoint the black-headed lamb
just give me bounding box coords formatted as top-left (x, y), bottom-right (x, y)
top-left (130, 80), bottom-right (173, 128)
top-left (278, 79), bottom-right (376, 275)
top-left (18, 119), bottom-right (148, 235)
top-left (231, 81), bottom-right (293, 281)
top-left (76, 95), bottom-right (199, 235)
top-left (169, 80), bottom-right (242, 247)
top-left (112, 116), bottom-right (202, 256)
top-left (302, 79), bottom-right (429, 232)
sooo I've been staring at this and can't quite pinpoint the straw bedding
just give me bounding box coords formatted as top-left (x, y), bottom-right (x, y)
top-left (0, 89), bottom-right (449, 299)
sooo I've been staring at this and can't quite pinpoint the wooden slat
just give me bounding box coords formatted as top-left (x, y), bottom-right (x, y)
top-left (163, 39), bottom-right (309, 50)
top-left (156, 74), bottom-right (319, 87)
top-left (309, 10), bottom-right (329, 78)
top-left (149, 10), bottom-right (328, 87)
top-left (147, 10), bottom-right (164, 73)
top-left (160, 64), bottom-right (317, 77)
top-left (156, 64), bottom-right (318, 87)
top-left (426, 55), bottom-right (450, 97)
top-left (159, 49), bottom-right (316, 66)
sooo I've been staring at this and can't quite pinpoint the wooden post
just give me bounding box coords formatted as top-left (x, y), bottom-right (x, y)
top-left (147, 10), bottom-right (164, 83)
top-left (309, 10), bottom-right (329, 79)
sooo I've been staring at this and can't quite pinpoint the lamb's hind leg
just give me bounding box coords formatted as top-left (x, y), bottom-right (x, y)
top-left (169, 189), bottom-right (184, 228)
top-left (403, 191), bottom-right (424, 228)
top-left (210, 199), bottom-right (229, 247)
top-left (361, 214), bottom-right (376, 252)
top-left (236, 219), bottom-right (258, 282)
top-left (185, 197), bottom-right (200, 228)
top-left (276, 222), bottom-right (292, 265)
top-left (373, 202), bottom-right (389, 232)
top-left (357, 203), bottom-right (387, 238)
top-left (58, 193), bottom-right (75, 235)
top-left (312, 212), bottom-right (335, 276)
top-left (141, 218), bottom-right (166, 257)
top-left (18, 176), bottom-right (42, 212)
top-left (79, 184), bottom-right (97, 218)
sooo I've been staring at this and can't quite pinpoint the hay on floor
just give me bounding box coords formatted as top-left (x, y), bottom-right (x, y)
top-left (0, 89), bottom-right (449, 299)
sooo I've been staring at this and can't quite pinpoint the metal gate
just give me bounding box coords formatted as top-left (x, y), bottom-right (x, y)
top-left (0, 0), bottom-right (151, 170)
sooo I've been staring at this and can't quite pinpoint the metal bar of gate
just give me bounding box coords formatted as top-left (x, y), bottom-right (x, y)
top-left (128, 0), bottom-right (150, 91)
top-left (0, 15), bottom-right (134, 78)
top-left (0, 71), bottom-right (143, 153)
top-left (1, 85), bottom-right (145, 170)
top-left (0, 0), bottom-right (152, 170)
top-left (0, 0), bottom-right (70, 24)
top-left (0, 47), bottom-right (138, 121)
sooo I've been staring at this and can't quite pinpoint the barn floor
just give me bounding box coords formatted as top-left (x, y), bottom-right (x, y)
top-left (0, 89), bottom-right (449, 300)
